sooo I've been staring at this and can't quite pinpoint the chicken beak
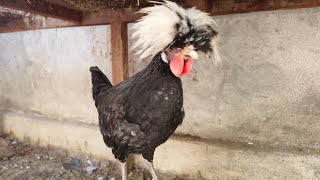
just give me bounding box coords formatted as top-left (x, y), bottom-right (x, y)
top-left (182, 45), bottom-right (198, 60)
top-left (187, 50), bottom-right (199, 60)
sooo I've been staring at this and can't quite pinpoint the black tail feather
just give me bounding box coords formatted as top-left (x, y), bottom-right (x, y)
top-left (89, 66), bottom-right (113, 101)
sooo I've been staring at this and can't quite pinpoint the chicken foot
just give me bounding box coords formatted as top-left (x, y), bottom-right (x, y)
top-left (121, 161), bottom-right (127, 180)
top-left (145, 159), bottom-right (159, 180)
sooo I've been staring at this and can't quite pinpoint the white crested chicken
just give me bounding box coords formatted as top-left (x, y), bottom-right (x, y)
top-left (90, 1), bottom-right (219, 179)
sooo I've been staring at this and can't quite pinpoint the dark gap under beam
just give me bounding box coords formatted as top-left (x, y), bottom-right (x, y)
top-left (0, 0), bottom-right (82, 22)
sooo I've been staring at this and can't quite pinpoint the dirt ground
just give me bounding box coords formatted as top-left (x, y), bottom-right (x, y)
top-left (0, 135), bottom-right (183, 180)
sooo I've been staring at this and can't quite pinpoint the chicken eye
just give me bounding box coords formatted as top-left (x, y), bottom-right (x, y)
top-left (184, 42), bottom-right (192, 48)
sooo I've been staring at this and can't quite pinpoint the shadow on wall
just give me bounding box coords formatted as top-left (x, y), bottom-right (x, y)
top-left (0, 99), bottom-right (10, 136)
top-left (0, 98), bottom-right (13, 136)
top-left (0, 111), bottom-right (4, 136)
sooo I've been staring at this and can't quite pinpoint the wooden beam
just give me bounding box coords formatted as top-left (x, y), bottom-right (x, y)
top-left (2, 0), bottom-right (320, 34)
top-left (209, 0), bottom-right (320, 16)
top-left (0, 0), bottom-right (82, 22)
top-left (178, 0), bottom-right (210, 12)
top-left (0, 16), bottom-right (78, 33)
top-left (44, 0), bottom-right (150, 10)
top-left (42, 0), bottom-right (320, 13)
top-left (82, 0), bottom-right (320, 26)
top-left (82, 8), bottom-right (141, 25)
top-left (111, 21), bottom-right (129, 85)
top-left (0, 8), bottom-right (139, 34)
top-left (0, 11), bottom-right (22, 27)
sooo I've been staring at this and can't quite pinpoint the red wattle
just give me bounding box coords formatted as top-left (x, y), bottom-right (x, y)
top-left (181, 59), bottom-right (192, 76)
top-left (170, 57), bottom-right (193, 77)
top-left (170, 57), bottom-right (184, 77)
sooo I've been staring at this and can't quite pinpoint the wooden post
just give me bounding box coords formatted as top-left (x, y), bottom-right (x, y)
top-left (110, 21), bottom-right (133, 177)
top-left (111, 21), bottom-right (129, 85)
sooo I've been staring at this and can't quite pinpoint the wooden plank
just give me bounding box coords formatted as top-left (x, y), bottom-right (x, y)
top-left (45, 0), bottom-right (150, 11)
top-left (0, 12), bottom-right (22, 28)
top-left (43, 0), bottom-right (320, 13)
top-left (178, 0), bottom-right (210, 12)
top-left (83, 0), bottom-right (320, 26)
top-left (0, 8), bottom-right (139, 33)
top-left (0, 16), bottom-right (78, 33)
top-left (2, 0), bottom-right (320, 34)
top-left (111, 21), bottom-right (129, 85)
top-left (82, 8), bottom-right (141, 25)
top-left (209, 0), bottom-right (320, 16)
top-left (0, 0), bottom-right (82, 22)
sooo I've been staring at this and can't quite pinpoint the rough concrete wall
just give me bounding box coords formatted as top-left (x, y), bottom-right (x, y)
top-left (211, 8), bottom-right (320, 149)
top-left (0, 26), bottom-right (111, 124)
top-left (129, 8), bottom-right (320, 149)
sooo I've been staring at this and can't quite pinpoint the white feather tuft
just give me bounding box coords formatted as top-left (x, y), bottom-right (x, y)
top-left (131, 1), bottom-right (188, 60)
top-left (131, 1), bottom-right (220, 63)
top-left (209, 36), bottom-right (221, 64)
top-left (186, 8), bottom-right (220, 64)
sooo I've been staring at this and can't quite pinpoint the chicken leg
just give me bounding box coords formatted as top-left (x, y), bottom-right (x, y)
top-left (145, 159), bottom-right (159, 180)
top-left (121, 161), bottom-right (127, 180)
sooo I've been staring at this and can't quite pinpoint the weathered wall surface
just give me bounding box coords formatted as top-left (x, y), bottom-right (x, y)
top-left (192, 8), bottom-right (320, 148)
top-left (0, 26), bottom-right (111, 124)
top-left (1, 7), bottom-right (320, 154)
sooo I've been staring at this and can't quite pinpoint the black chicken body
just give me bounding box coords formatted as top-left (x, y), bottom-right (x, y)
top-left (91, 54), bottom-right (184, 162)
top-left (90, 1), bottom-right (219, 180)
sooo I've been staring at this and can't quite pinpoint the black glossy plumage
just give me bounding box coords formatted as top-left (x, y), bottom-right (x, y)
top-left (90, 53), bottom-right (184, 162)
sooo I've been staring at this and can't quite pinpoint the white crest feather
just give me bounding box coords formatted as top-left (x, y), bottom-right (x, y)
top-left (131, 1), bottom-right (220, 63)
top-left (131, 1), bottom-right (186, 60)
top-left (186, 8), bottom-right (220, 64)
